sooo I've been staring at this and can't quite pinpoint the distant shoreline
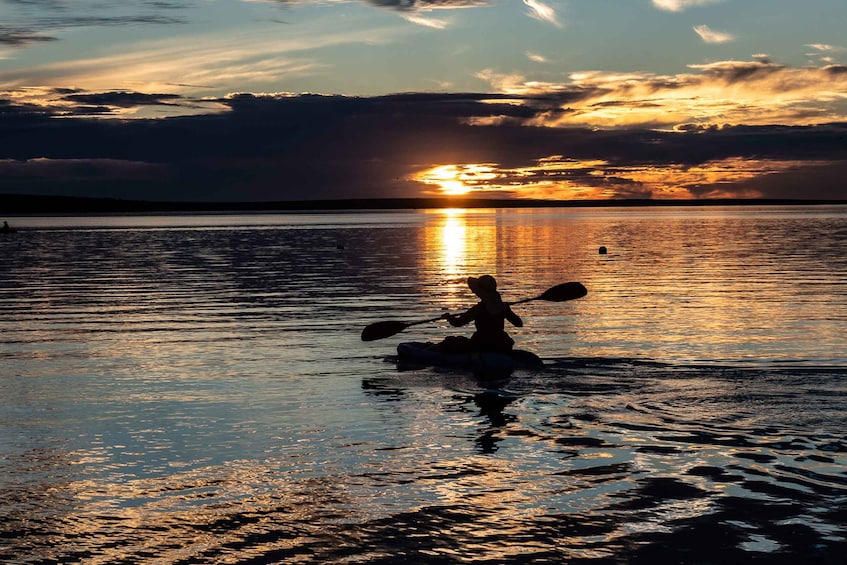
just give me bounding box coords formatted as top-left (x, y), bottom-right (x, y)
top-left (3, 193), bottom-right (846, 215)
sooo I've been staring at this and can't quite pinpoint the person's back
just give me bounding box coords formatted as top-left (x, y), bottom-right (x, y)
top-left (446, 275), bottom-right (523, 352)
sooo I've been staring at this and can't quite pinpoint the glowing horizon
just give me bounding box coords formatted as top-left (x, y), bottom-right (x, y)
top-left (408, 155), bottom-right (831, 201)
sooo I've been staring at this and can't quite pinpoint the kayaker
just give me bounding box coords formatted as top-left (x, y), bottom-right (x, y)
top-left (440, 275), bottom-right (523, 353)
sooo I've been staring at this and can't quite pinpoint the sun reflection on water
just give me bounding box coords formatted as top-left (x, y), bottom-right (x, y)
top-left (439, 209), bottom-right (468, 272)
top-left (419, 208), bottom-right (505, 283)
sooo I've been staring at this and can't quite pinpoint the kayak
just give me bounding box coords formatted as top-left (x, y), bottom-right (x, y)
top-left (396, 341), bottom-right (544, 373)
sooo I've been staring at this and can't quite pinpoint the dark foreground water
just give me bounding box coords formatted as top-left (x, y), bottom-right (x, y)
top-left (1, 207), bottom-right (846, 563)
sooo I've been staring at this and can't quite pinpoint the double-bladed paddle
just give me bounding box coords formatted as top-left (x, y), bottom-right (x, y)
top-left (360, 281), bottom-right (587, 341)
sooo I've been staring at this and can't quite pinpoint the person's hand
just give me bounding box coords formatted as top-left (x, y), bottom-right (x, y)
top-left (443, 312), bottom-right (460, 326)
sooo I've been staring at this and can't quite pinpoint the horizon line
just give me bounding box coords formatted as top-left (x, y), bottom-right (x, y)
top-left (3, 194), bottom-right (847, 215)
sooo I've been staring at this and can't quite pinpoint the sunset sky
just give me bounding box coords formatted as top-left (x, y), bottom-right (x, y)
top-left (2, 0), bottom-right (846, 202)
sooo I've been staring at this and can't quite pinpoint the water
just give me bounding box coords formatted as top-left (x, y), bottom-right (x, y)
top-left (1, 206), bottom-right (846, 564)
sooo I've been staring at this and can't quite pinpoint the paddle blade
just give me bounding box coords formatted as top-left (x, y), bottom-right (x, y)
top-left (361, 320), bottom-right (410, 341)
top-left (538, 281), bottom-right (587, 302)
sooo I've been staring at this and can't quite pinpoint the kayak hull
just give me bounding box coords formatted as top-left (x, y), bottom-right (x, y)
top-left (396, 342), bottom-right (544, 372)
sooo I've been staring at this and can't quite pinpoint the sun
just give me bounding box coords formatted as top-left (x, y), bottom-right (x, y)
top-left (414, 163), bottom-right (498, 196)
top-left (440, 179), bottom-right (471, 196)
top-left (423, 165), bottom-right (472, 195)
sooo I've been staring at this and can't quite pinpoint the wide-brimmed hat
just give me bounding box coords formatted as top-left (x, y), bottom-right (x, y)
top-left (467, 275), bottom-right (497, 295)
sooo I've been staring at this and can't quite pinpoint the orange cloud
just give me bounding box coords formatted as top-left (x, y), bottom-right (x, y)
top-left (411, 155), bottom-right (835, 201)
top-left (476, 59), bottom-right (847, 129)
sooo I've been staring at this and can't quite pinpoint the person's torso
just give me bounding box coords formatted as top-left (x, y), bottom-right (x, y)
top-left (472, 303), bottom-right (506, 335)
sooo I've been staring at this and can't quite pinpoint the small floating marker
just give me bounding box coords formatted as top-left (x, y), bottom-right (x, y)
top-left (599, 246), bottom-right (608, 255)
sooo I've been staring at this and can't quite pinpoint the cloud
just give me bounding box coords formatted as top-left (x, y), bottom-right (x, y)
top-left (363, 0), bottom-right (562, 28)
top-left (0, 0), bottom-right (498, 37)
top-left (693, 24), bottom-right (734, 44)
top-left (0, 2), bottom-right (186, 47)
top-left (12, 55), bottom-right (843, 129)
top-left (523, 0), bottom-right (561, 27)
top-left (526, 52), bottom-right (548, 63)
top-left (0, 25), bottom-right (404, 100)
top-left (806, 43), bottom-right (846, 53)
top-left (474, 59), bottom-right (847, 129)
top-left (2, 91), bottom-right (846, 203)
top-left (59, 91), bottom-right (186, 116)
top-left (806, 43), bottom-right (846, 64)
top-left (652, 0), bottom-right (723, 12)
top-left (0, 26), bottom-right (58, 46)
top-left (400, 13), bottom-right (451, 29)
top-left (361, 0), bottom-right (489, 27)
top-left (363, 0), bottom-right (489, 10)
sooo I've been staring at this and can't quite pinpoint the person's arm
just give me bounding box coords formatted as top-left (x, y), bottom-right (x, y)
top-left (446, 305), bottom-right (476, 327)
top-left (505, 306), bottom-right (523, 327)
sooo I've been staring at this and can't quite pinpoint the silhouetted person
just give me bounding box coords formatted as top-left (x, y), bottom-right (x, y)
top-left (440, 275), bottom-right (523, 353)
top-left (1, 221), bottom-right (14, 233)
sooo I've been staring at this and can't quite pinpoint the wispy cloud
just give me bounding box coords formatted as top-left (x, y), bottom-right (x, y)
top-left (361, 0), bottom-right (488, 28)
top-left (400, 13), bottom-right (451, 29)
top-left (526, 52), bottom-right (548, 63)
top-left (523, 0), bottom-right (561, 27)
top-left (0, 25), bottom-right (404, 99)
top-left (804, 44), bottom-right (845, 65)
top-left (652, 0), bottom-right (724, 12)
top-left (0, 2), bottom-right (186, 47)
top-left (0, 26), bottom-right (58, 46)
top-left (806, 43), bottom-right (846, 54)
top-left (365, 0), bottom-right (560, 28)
top-left (693, 24), bottom-right (735, 44)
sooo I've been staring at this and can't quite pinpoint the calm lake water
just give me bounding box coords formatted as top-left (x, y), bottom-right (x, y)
top-left (2, 206), bottom-right (846, 564)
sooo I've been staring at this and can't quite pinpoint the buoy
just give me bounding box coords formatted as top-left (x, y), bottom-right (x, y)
top-left (599, 246), bottom-right (607, 255)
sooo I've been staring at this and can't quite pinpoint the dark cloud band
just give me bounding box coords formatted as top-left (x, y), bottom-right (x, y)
top-left (2, 91), bottom-right (846, 202)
